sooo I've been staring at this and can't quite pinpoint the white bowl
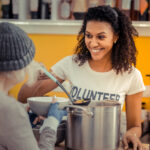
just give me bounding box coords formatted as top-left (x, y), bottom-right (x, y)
top-left (27, 97), bottom-right (69, 116)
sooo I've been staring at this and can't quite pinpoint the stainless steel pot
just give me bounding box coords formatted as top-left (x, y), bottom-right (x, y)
top-left (65, 100), bottom-right (121, 150)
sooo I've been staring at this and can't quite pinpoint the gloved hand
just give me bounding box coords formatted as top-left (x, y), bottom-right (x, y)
top-left (47, 102), bottom-right (67, 123)
top-left (40, 102), bottom-right (67, 133)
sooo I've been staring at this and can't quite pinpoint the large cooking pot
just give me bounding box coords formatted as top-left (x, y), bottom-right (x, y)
top-left (65, 100), bottom-right (121, 150)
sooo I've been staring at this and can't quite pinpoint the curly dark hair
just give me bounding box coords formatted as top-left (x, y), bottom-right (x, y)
top-left (73, 5), bottom-right (138, 74)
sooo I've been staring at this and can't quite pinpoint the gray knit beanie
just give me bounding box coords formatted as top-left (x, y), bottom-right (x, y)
top-left (0, 22), bottom-right (35, 71)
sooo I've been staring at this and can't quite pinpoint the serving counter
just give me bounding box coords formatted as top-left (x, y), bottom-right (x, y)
top-left (55, 143), bottom-right (149, 150)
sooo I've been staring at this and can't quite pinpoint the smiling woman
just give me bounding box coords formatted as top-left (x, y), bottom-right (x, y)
top-left (18, 5), bottom-right (145, 150)
top-left (84, 21), bottom-right (117, 72)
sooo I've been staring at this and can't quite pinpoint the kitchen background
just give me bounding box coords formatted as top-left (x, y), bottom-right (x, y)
top-left (0, 0), bottom-right (150, 110)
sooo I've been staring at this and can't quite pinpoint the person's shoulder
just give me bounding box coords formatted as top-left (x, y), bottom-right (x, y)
top-left (118, 67), bottom-right (142, 77)
top-left (123, 67), bottom-right (142, 78)
top-left (0, 93), bottom-right (26, 117)
top-left (0, 92), bottom-right (15, 108)
top-left (130, 67), bottom-right (142, 75)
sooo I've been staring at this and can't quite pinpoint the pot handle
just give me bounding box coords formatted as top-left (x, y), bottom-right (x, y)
top-left (64, 105), bottom-right (93, 117)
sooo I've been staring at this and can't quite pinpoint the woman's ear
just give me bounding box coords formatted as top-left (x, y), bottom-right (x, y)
top-left (113, 34), bottom-right (118, 44)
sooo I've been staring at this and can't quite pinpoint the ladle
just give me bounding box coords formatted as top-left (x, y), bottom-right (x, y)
top-left (41, 68), bottom-right (91, 106)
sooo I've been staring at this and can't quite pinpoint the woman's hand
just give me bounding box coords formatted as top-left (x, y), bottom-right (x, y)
top-left (122, 131), bottom-right (145, 150)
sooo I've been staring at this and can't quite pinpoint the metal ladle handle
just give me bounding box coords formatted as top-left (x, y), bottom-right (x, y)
top-left (41, 67), bottom-right (74, 104)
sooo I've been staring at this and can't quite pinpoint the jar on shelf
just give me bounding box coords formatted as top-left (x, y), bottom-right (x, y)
top-left (130, 0), bottom-right (140, 21)
top-left (116, 0), bottom-right (132, 18)
top-left (1, 0), bottom-right (11, 19)
top-left (139, 0), bottom-right (149, 21)
top-left (88, 0), bottom-right (105, 8)
top-left (58, 0), bottom-right (72, 20)
top-left (0, 0), bottom-right (2, 18)
top-left (41, 0), bottom-right (51, 19)
top-left (148, 0), bottom-right (150, 21)
top-left (30, 0), bottom-right (39, 19)
top-left (12, 0), bottom-right (31, 20)
top-left (12, 0), bottom-right (19, 19)
top-left (71, 0), bottom-right (88, 20)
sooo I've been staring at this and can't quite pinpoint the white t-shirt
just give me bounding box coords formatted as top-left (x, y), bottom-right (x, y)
top-left (51, 55), bottom-right (145, 109)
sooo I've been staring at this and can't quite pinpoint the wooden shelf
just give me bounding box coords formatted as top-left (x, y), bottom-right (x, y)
top-left (0, 19), bottom-right (150, 36)
top-left (132, 21), bottom-right (150, 37)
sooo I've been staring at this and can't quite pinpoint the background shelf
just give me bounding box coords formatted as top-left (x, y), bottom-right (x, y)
top-left (0, 20), bottom-right (150, 36)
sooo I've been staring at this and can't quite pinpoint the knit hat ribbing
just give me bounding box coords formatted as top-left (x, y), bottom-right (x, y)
top-left (0, 22), bottom-right (35, 71)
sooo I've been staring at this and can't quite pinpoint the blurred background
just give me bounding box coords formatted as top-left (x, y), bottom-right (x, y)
top-left (0, 0), bottom-right (150, 21)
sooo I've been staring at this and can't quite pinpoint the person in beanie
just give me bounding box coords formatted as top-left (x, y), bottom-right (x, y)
top-left (0, 22), bottom-right (66, 150)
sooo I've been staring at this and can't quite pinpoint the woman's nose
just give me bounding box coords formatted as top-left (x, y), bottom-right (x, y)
top-left (90, 38), bottom-right (99, 47)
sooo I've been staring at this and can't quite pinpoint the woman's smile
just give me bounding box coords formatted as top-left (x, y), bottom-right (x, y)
top-left (91, 48), bottom-right (105, 53)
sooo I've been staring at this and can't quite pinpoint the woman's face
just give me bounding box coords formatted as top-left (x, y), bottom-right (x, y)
top-left (85, 21), bottom-right (118, 62)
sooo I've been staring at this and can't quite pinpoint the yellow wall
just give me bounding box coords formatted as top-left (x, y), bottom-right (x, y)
top-left (9, 34), bottom-right (77, 99)
top-left (9, 34), bottom-right (150, 109)
top-left (135, 37), bottom-right (150, 110)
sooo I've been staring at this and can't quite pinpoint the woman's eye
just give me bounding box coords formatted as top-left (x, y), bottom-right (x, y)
top-left (97, 35), bottom-right (105, 39)
top-left (85, 34), bottom-right (92, 38)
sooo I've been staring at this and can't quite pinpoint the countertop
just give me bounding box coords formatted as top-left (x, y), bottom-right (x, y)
top-left (33, 127), bottom-right (149, 149)
top-left (55, 143), bottom-right (149, 150)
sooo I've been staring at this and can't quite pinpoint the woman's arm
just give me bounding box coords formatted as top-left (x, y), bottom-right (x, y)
top-left (18, 73), bottom-right (64, 103)
top-left (125, 92), bottom-right (143, 137)
top-left (122, 92), bottom-right (143, 149)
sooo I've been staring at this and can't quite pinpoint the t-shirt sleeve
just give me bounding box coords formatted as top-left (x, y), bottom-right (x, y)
top-left (127, 69), bottom-right (146, 95)
top-left (51, 56), bottom-right (72, 80)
